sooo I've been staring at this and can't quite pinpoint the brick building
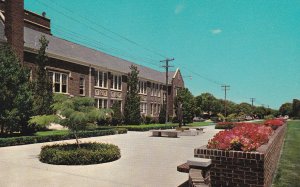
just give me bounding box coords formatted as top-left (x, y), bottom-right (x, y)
top-left (0, 0), bottom-right (184, 119)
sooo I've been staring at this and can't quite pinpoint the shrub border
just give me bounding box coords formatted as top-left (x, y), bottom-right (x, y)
top-left (118, 124), bottom-right (178, 131)
top-left (0, 128), bottom-right (127, 147)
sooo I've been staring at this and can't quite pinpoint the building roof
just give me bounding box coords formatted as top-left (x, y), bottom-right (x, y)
top-left (25, 27), bottom-right (177, 84)
top-left (0, 18), bottom-right (178, 84)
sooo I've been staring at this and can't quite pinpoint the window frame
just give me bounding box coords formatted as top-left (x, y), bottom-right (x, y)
top-left (111, 74), bottom-right (122, 91)
top-left (79, 75), bottom-right (85, 96)
top-left (48, 71), bottom-right (68, 94)
top-left (95, 71), bottom-right (108, 89)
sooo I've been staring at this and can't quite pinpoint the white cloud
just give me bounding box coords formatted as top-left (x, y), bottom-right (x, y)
top-left (211, 29), bottom-right (222, 35)
top-left (174, 3), bottom-right (185, 14)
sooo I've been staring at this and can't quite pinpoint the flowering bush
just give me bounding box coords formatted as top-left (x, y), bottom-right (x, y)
top-left (208, 123), bottom-right (273, 151)
top-left (264, 119), bottom-right (285, 130)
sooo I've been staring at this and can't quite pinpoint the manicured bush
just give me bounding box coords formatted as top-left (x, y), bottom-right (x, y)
top-left (39, 142), bottom-right (121, 165)
top-left (208, 123), bottom-right (273, 151)
top-left (120, 124), bottom-right (178, 131)
top-left (0, 129), bottom-right (127, 147)
top-left (264, 118), bottom-right (285, 130)
top-left (215, 122), bottom-right (237, 129)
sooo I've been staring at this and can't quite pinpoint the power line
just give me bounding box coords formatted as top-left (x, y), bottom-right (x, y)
top-left (52, 24), bottom-right (160, 67)
top-left (36, 0), bottom-right (167, 59)
top-left (161, 58), bottom-right (174, 123)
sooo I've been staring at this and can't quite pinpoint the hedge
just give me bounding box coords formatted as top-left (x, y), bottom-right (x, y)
top-left (118, 124), bottom-right (178, 131)
top-left (39, 142), bottom-right (121, 165)
top-left (0, 128), bottom-right (127, 147)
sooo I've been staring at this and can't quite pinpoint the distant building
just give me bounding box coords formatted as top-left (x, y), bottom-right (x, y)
top-left (0, 0), bottom-right (184, 118)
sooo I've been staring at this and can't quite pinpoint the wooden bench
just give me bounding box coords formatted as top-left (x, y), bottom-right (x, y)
top-left (151, 130), bottom-right (178, 138)
top-left (177, 158), bottom-right (211, 185)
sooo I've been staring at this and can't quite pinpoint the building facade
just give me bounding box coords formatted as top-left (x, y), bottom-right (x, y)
top-left (0, 0), bottom-right (184, 119)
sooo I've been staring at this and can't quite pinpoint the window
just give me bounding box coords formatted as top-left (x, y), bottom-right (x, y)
top-left (48, 71), bottom-right (68, 93)
top-left (158, 85), bottom-right (161, 97)
top-left (95, 98), bottom-right (108, 109)
top-left (151, 83), bottom-right (154, 96)
top-left (138, 81), bottom-right (147, 94)
top-left (79, 76), bottom-right (85, 95)
top-left (111, 74), bottom-right (122, 90)
top-left (163, 93), bottom-right (167, 102)
top-left (140, 102), bottom-right (147, 114)
top-left (150, 103), bottom-right (153, 115)
top-left (95, 71), bottom-right (108, 88)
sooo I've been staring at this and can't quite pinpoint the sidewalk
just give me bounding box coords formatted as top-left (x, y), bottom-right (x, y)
top-left (0, 125), bottom-right (219, 187)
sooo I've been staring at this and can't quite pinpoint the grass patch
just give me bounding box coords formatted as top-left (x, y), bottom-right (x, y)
top-left (186, 122), bottom-right (214, 127)
top-left (273, 120), bottom-right (300, 187)
top-left (35, 130), bottom-right (69, 136)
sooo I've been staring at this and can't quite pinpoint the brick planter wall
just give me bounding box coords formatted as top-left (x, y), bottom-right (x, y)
top-left (194, 124), bottom-right (287, 187)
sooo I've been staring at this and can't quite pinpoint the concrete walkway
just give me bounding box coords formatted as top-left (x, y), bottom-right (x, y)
top-left (0, 125), bottom-right (220, 187)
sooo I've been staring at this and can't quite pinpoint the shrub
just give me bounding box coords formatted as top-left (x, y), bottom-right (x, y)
top-left (215, 122), bottom-right (236, 129)
top-left (0, 129), bottom-right (127, 147)
top-left (121, 124), bottom-right (178, 131)
top-left (145, 116), bottom-right (152, 124)
top-left (39, 142), bottom-right (121, 165)
top-left (208, 123), bottom-right (273, 151)
top-left (264, 119), bottom-right (285, 130)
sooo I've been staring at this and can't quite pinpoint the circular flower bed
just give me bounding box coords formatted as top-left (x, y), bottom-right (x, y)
top-left (39, 142), bottom-right (121, 165)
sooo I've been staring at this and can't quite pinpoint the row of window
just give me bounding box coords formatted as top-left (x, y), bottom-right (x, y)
top-left (140, 102), bottom-right (161, 116)
top-left (94, 71), bottom-right (122, 91)
top-left (94, 98), bottom-right (122, 109)
top-left (48, 70), bottom-right (163, 98)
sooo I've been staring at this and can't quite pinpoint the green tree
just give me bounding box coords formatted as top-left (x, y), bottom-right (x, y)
top-left (195, 93), bottom-right (222, 115)
top-left (33, 35), bottom-right (53, 115)
top-left (175, 88), bottom-right (195, 125)
top-left (124, 65), bottom-right (141, 125)
top-left (30, 94), bottom-right (110, 147)
top-left (111, 101), bottom-right (123, 126)
top-left (292, 99), bottom-right (300, 118)
top-left (233, 102), bottom-right (253, 116)
top-left (0, 45), bottom-right (33, 135)
top-left (279, 102), bottom-right (292, 116)
top-left (158, 104), bottom-right (166, 124)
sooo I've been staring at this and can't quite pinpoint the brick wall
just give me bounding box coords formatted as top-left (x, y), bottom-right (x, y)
top-left (24, 10), bottom-right (51, 34)
top-left (168, 70), bottom-right (184, 117)
top-left (4, 0), bottom-right (24, 63)
top-left (194, 124), bottom-right (287, 187)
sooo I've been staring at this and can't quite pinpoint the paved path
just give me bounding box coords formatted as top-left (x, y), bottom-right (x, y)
top-left (0, 125), bottom-right (220, 187)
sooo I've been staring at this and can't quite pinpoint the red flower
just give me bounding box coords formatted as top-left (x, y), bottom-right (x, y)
top-left (207, 123), bottom-right (273, 152)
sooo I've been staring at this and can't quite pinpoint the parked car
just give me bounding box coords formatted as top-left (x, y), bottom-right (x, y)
top-left (193, 117), bottom-right (205, 122)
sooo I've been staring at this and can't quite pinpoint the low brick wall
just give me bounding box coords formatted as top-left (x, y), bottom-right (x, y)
top-left (194, 124), bottom-right (287, 187)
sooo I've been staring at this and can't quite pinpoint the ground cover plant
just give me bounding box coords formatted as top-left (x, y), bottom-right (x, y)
top-left (39, 142), bottom-right (121, 165)
top-left (208, 123), bottom-right (273, 151)
top-left (273, 120), bottom-right (300, 187)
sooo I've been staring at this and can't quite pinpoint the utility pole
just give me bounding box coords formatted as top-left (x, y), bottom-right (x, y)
top-left (250, 98), bottom-right (255, 107)
top-left (161, 58), bottom-right (174, 124)
top-left (221, 85), bottom-right (230, 117)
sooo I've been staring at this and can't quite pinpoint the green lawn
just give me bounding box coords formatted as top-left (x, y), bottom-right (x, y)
top-left (273, 120), bottom-right (300, 187)
top-left (186, 121), bottom-right (214, 127)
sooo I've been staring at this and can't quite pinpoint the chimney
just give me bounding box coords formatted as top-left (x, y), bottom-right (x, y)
top-left (4, 0), bottom-right (24, 63)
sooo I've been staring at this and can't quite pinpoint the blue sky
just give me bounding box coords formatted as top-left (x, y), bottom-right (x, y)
top-left (25, 0), bottom-right (300, 109)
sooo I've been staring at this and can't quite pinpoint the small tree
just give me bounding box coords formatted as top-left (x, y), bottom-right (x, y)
top-left (33, 35), bottom-right (53, 115)
top-left (111, 101), bottom-right (123, 126)
top-left (0, 45), bottom-right (33, 135)
top-left (124, 65), bottom-right (141, 125)
top-left (30, 94), bottom-right (110, 147)
top-left (279, 102), bottom-right (292, 116)
top-left (175, 88), bottom-right (195, 125)
top-left (158, 105), bottom-right (166, 124)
